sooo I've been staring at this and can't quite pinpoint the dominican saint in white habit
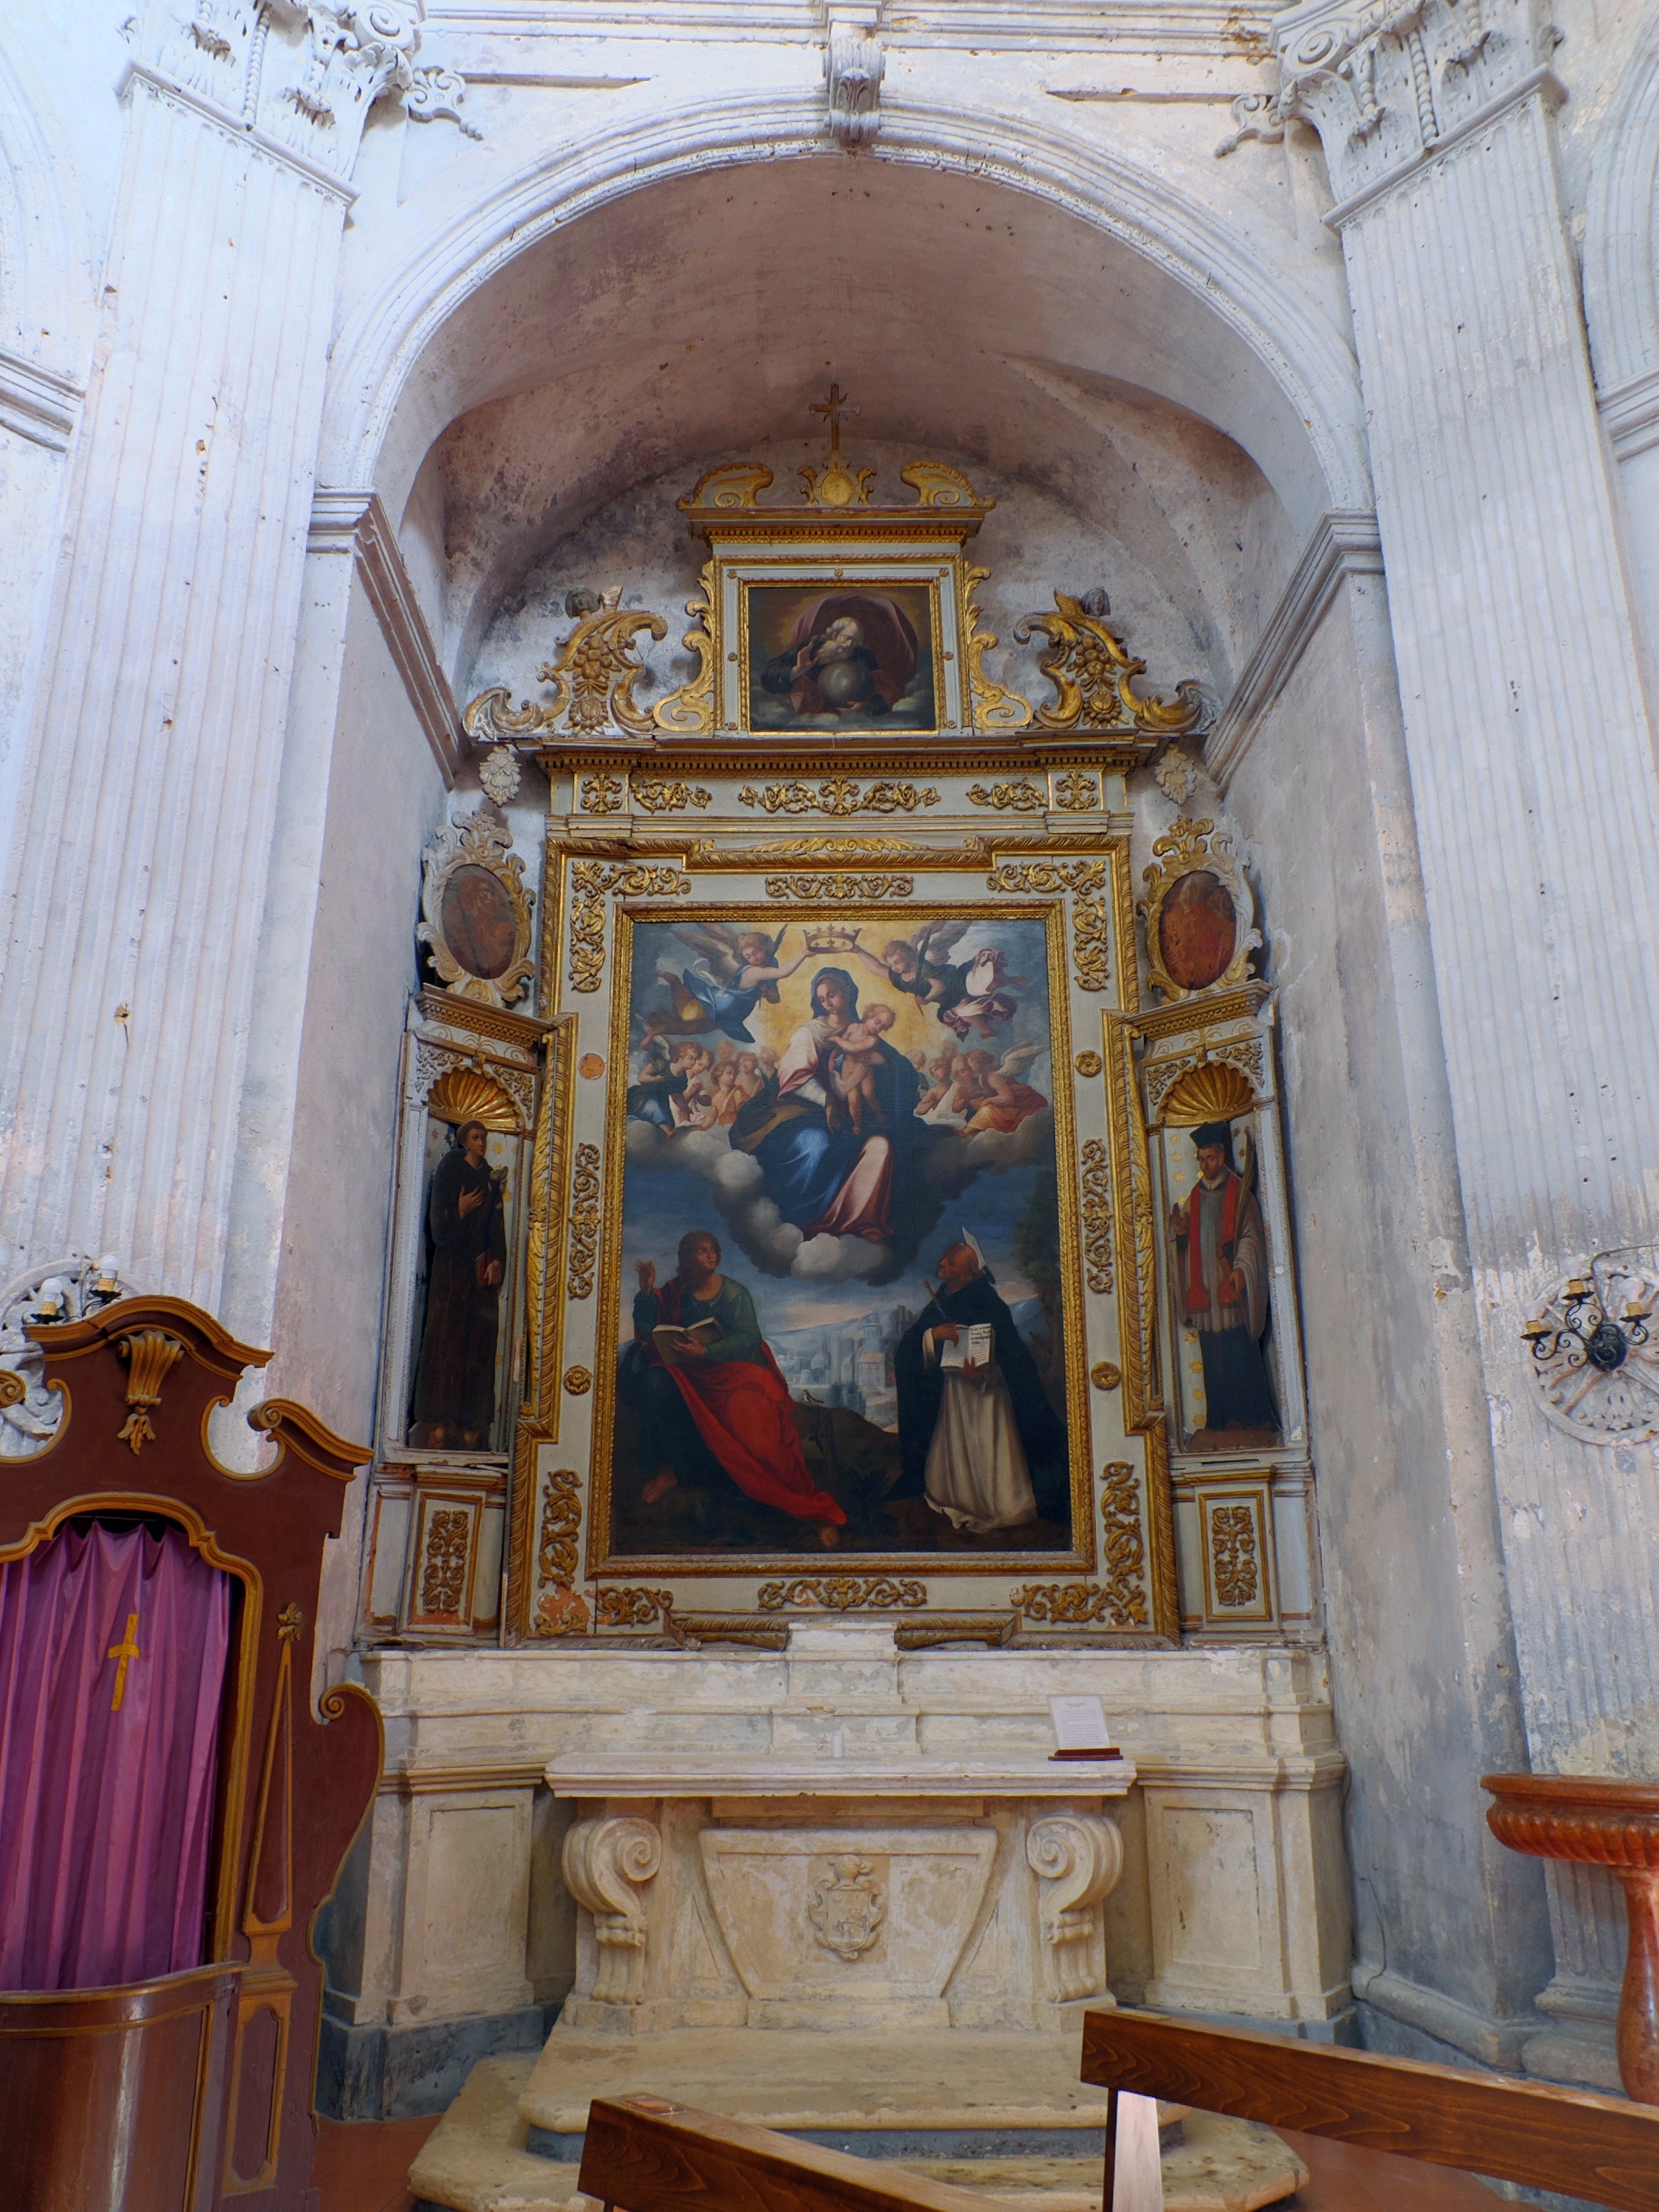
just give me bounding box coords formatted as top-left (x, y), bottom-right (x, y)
top-left (893, 1235), bottom-right (1070, 1536)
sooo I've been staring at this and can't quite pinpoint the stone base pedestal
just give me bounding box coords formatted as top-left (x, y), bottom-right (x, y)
top-left (407, 2042), bottom-right (1309, 2212)
top-left (555, 1782), bottom-right (1131, 2036)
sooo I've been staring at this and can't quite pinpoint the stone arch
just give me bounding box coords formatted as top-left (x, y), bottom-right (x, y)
top-left (319, 86), bottom-right (1371, 546)
top-left (1582, 12), bottom-right (1659, 404)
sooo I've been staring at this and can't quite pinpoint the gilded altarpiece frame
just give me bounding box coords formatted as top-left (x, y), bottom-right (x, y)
top-left (502, 827), bottom-right (1190, 1650)
top-left (462, 452), bottom-right (1222, 1648)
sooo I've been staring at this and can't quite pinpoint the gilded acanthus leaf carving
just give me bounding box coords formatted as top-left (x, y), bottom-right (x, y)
top-left (985, 860), bottom-right (1111, 992)
top-left (567, 861), bottom-right (690, 992)
top-left (756, 1577), bottom-right (927, 1613)
top-left (738, 778), bottom-right (940, 818)
top-left (464, 604), bottom-right (668, 742)
top-left (567, 1142), bottom-right (601, 1298)
top-left (1013, 593), bottom-right (1206, 737)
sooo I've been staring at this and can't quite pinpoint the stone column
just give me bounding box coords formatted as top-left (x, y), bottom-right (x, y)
top-left (0, 2), bottom-right (425, 1311)
top-left (1267, 0), bottom-right (1659, 2074)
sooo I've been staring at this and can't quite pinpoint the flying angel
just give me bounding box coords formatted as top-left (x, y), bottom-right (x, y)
top-left (641, 922), bottom-right (811, 1044)
top-left (845, 920), bottom-right (1027, 1035)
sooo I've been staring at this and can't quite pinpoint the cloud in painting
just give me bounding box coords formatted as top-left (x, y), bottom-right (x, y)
top-left (624, 1120), bottom-right (890, 1281)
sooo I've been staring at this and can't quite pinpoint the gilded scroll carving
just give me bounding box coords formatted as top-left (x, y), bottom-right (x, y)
top-left (567, 1142), bottom-right (601, 1298)
top-left (1210, 1503), bottom-right (1259, 1606)
top-left (465, 604), bottom-right (667, 743)
top-left (757, 1576), bottom-right (927, 1613)
top-left (762, 874), bottom-right (914, 902)
top-left (567, 861), bottom-right (689, 992)
top-left (1080, 1139), bottom-right (1114, 1295)
top-left (1099, 1463), bottom-right (1150, 1626)
top-left (968, 780), bottom-right (1045, 811)
top-left (985, 860), bottom-right (1111, 992)
top-left (739, 778), bottom-right (940, 817)
top-left (633, 779), bottom-right (712, 814)
top-left (419, 1509), bottom-right (470, 1614)
top-left (536, 1467), bottom-right (581, 1587)
top-left (562, 1816), bottom-right (662, 2004)
top-left (652, 564), bottom-right (718, 734)
top-left (1013, 593), bottom-right (1206, 737)
top-left (116, 1329), bottom-right (185, 1454)
top-left (963, 564), bottom-right (1034, 732)
top-left (1026, 1815), bottom-right (1124, 2003)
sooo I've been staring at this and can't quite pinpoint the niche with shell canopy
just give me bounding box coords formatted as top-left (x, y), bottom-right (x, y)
top-left (1113, 816), bottom-right (1316, 1643)
top-left (365, 838), bottom-right (549, 1637)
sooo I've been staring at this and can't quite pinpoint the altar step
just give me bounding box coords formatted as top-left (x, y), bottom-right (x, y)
top-left (409, 2034), bottom-right (1307, 2212)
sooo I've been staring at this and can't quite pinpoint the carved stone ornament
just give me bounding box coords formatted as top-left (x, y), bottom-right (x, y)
top-left (825, 24), bottom-right (885, 150)
top-left (1026, 1815), bottom-right (1124, 2003)
top-left (1220, 0), bottom-right (1557, 211)
top-left (417, 804), bottom-right (535, 1008)
top-left (1139, 820), bottom-right (1261, 1003)
top-left (0, 1255), bottom-right (132, 1458)
top-left (161, 0), bottom-right (452, 183)
top-left (562, 1816), bottom-right (663, 2005)
top-left (808, 1856), bottom-right (886, 1961)
top-left (1522, 1258), bottom-right (1659, 1444)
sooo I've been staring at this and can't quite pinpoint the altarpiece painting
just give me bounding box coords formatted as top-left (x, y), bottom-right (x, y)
top-left (605, 903), bottom-right (1073, 1559)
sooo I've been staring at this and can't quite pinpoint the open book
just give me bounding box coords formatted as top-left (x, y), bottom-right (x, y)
top-left (939, 1322), bottom-right (994, 1371)
top-left (653, 1317), bottom-right (722, 1365)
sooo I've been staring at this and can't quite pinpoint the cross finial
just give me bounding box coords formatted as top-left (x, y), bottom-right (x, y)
top-left (809, 382), bottom-right (858, 455)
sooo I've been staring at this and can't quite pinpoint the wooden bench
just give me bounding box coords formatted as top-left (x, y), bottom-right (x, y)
top-left (1081, 2007), bottom-right (1659, 2212)
top-left (578, 2095), bottom-right (1021, 2212)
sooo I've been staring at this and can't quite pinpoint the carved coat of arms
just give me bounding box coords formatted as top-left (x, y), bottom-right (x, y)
top-left (807, 1854), bottom-right (886, 1961)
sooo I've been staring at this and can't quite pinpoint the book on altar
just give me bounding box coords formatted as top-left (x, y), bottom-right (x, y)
top-left (652, 1318), bottom-right (722, 1364)
top-left (940, 1323), bottom-right (994, 1370)
top-left (1047, 1693), bottom-right (1120, 1761)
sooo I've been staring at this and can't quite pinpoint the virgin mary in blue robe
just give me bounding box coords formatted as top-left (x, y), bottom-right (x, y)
top-left (729, 967), bottom-right (921, 1248)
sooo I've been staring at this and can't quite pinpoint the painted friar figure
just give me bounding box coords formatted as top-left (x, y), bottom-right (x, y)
top-left (1169, 1118), bottom-right (1279, 1446)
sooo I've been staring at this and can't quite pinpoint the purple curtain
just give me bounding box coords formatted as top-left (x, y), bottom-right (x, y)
top-left (0, 1520), bottom-right (231, 1991)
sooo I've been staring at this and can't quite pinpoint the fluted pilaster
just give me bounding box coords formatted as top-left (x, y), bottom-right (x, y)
top-left (0, 9), bottom-right (428, 1307)
top-left (1277, 0), bottom-right (1659, 2057)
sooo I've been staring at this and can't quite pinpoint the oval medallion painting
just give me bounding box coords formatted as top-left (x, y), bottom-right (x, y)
top-left (1157, 869), bottom-right (1237, 993)
top-left (442, 864), bottom-right (519, 981)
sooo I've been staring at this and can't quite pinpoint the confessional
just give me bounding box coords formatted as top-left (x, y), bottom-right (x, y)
top-left (0, 1297), bottom-right (382, 2211)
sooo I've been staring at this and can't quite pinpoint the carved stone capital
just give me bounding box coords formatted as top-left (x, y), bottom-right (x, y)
top-left (562, 1815), bottom-right (663, 2004)
top-left (1026, 1813), bottom-right (1125, 2004)
top-left (1264, 0), bottom-right (1558, 211)
top-left (826, 23), bottom-right (884, 149)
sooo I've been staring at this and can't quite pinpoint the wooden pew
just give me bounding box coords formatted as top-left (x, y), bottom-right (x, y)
top-left (578, 2094), bottom-right (1020, 2212)
top-left (1081, 2007), bottom-right (1659, 2212)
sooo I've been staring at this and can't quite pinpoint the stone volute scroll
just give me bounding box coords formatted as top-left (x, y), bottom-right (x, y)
top-left (562, 1816), bottom-right (664, 2008)
top-left (1026, 1813), bottom-right (1125, 2005)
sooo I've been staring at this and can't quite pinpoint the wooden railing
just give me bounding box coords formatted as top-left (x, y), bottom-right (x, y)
top-left (578, 2096), bottom-right (1015, 2212)
top-left (1081, 2008), bottom-right (1659, 2212)
top-left (576, 2009), bottom-right (1659, 2212)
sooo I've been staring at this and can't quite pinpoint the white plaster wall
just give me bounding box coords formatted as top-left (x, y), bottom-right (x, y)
top-left (459, 432), bottom-right (1293, 723)
top-left (1198, 579), bottom-right (1551, 2056)
top-left (269, 587), bottom-right (451, 1665)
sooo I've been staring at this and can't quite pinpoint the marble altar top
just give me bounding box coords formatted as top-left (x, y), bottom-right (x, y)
top-left (543, 1754), bottom-right (1137, 1797)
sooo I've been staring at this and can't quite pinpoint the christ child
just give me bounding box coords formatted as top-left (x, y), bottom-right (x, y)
top-left (827, 1004), bottom-right (896, 1133)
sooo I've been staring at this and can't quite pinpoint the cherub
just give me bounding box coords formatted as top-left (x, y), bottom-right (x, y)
top-left (826, 1004), bottom-right (897, 1134)
top-left (643, 924), bottom-right (811, 1044)
top-left (845, 922), bottom-right (1027, 1036)
top-left (670, 1044), bottom-right (717, 1129)
top-left (961, 1041), bottom-right (1049, 1135)
top-left (731, 1051), bottom-right (766, 1107)
top-left (915, 1049), bottom-right (961, 1119)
